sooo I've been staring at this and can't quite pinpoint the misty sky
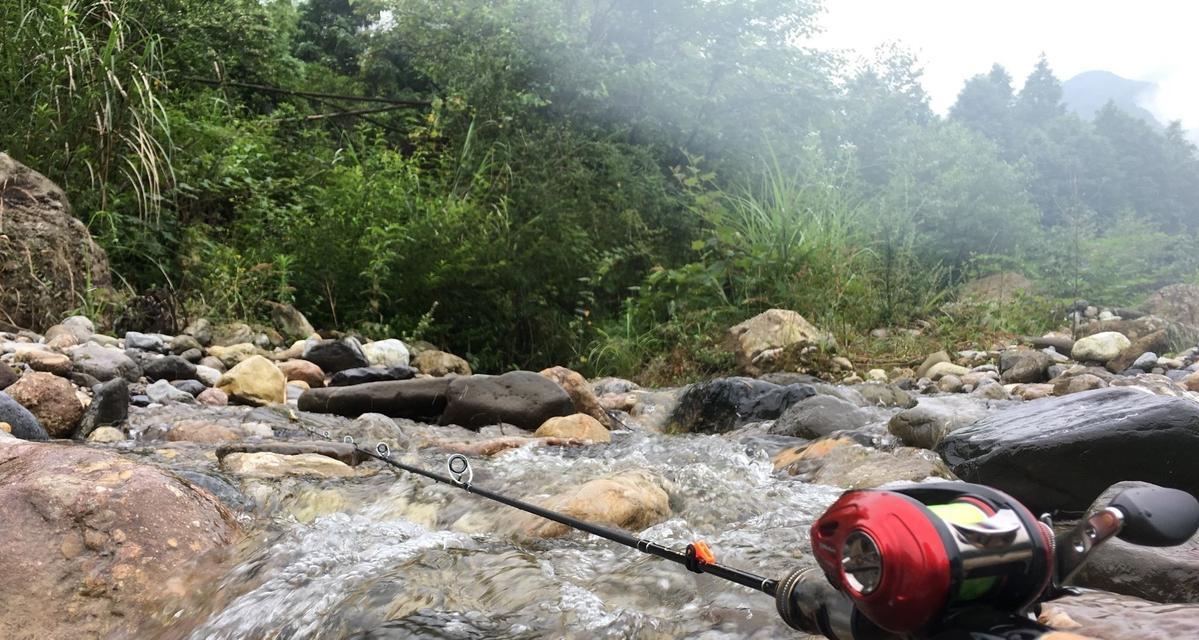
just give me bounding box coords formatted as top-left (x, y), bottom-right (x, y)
top-left (811, 0), bottom-right (1198, 129)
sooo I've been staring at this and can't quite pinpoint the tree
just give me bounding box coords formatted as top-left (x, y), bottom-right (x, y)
top-left (1016, 54), bottom-right (1064, 126)
top-left (949, 64), bottom-right (1015, 143)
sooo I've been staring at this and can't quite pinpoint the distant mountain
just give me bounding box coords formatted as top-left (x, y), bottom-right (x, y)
top-left (1062, 70), bottom-right (1163, 129)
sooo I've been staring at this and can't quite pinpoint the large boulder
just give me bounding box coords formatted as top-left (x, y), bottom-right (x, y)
top-left (0, 391), bottom-right (48, 441)
top-left (0, 154), bottom-right (113, 331)
top-left (513, 470), bottom-right (670, 538)
top-left (266, 302), bottom-right (316, 340)
top-left (726, 309), bottom-right (826, 376)
top-left (299, 377), bottom-right (452, 419)
top-left (0, 441), bottom-right (239, 639)
top-left (5, 372), bottom-right (83, 438)
top-left (362, 338), bottom-right (410, 368)
top-left (439, 371), bottom-right (574, 431)
top-left (1073, 481), bottom-right (1199, 603)
top-left (216, 355), bottom-right (285, 406)
top-left (329, 365), bottom-right (416, 387)
top-left (1142, 283), bottom-right (1199, 327)
top-left (936, 388), bottom-right (1199, 514)
top-left (668, 377), bottom-right (816, 434)
top-left (888, 397), bottom-right (991, 450)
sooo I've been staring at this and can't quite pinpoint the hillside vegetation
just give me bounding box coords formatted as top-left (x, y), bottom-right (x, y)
top-left (4, 0), bottom-right (1199, 382)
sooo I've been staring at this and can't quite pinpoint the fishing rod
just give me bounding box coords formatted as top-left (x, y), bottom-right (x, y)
top-left (287, 420), bottom-right (1199, 640)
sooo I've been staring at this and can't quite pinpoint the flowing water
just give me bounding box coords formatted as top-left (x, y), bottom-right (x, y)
top-left (130, 408), bottom-right (877, 640)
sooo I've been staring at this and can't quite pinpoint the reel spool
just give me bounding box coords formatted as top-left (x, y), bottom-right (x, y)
top-left (808, 482), bottom-right (1055, 634)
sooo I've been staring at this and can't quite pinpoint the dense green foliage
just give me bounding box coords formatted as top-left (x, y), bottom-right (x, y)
top-left (3, 1), bottom-right (1198, 379)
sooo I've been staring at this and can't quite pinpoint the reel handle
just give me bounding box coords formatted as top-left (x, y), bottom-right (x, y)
top-left (1109, 486), bottom-right (1199, 547)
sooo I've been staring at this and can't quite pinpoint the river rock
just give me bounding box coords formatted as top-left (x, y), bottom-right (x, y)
top-left (278, 359), bottom-right (326, 388)
top-left (515, 470), bottom-right (670, 538)
top-left (726, 309), bottom-right (826, 376)
top-left (76, 378), bottom-right (128, 440)
top-left (217, 355), bottom-right (285, 406)
top-left (856, 383), bottom-right (917, 408)
top-left (0, 391), bottom-right (48, 440)
top-left (147, 379), bottom-right (195, 404)
top-left (221, 451), bottom-right (358, 478)
top-left (5, 372), bottom-right (83, 437)
top-left (534, 413), bottom-right (611, 443)
top-left (86, 426), bottom-right (126, 443)
top-left (206, 344), bottom-right (259, 368)
top-left (330, 365), bottom-right (417, 387)
top-left (267, 302), bottom-right (316, 340)
top-left (211, 322), bottom-right (255, 347)
top-left (937, 388), bottom-right (1199, 514)
top-left (1142, 283), bottom-right (1199, 327)
top-left (668, 377), bottom-right (816, 434)
top-left (440, 371), bottom-right (574, 431)
top-left (1073, 481), bottom-right (1199, 603)
top-left (539, 366), bottom-right (614, 429)
top-left (925, 361), bottom-right (970, 381)
top-left (300, 337), bottom-right (368, 374)
top-left (0, 154), bottom-right (113, 332)
top-left (166, 420), bottom-right (241, 443)
top-left (45, 316), bottom-right (95, 344)
top-left (299, 377), bottom-right (452, 419)
top-left (888, 397), bottom-right (991, 450)
top-left (197, 388), bottom-right (228, 406)
top-left (774, 439), bottom-right (955, 488)
top-left (0, 362), bottom-right (17, 390)
top-left (216, 441), bottom-right (366, 466)
top-left (0, 441), bottom-right (239, 640)
top-left (172, 379), bottom-right (207, 397)
top-left (1041, 590), bottom-right (1199, 640)
top-left (999, 349), bottom-right (1053, 383)
top-left (592, 377), bottom-right (641, 396)
top-left (1131, 351), bottom-right (1159, 371)
top-left (1011, 383), bottom-right (1054, 401)
top-left (143, 355), bottom-right (198, 382)
top-left (68, 343), bottom-right (141, 382)
top-left (14, 350), bottom-right (72, 376)
top-left (124, 331), bottom-right (167, 353)
top-left (170, 334), bottom-right (203, 355)
top-left (413, 349), bottom-right (472, 376)
top-left (1106, 330), bottom-right (1168, 374)
top-left (770, 395), bottom-right (873, 439)
top-left (1052, 372), bottom-right (1108, 396)
top-left (362, 338), bottom-right (410, 368)
top-left (1071, 331), bottom-right (1132, 363)
top-left (916, 351), bottom-right (951, 379)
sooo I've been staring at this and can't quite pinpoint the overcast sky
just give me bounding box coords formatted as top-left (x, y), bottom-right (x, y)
top-left (810, 0), bottom-right (1197, 128)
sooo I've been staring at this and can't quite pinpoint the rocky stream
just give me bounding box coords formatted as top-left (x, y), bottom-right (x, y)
top-left (2, 300), bottom-right (1199, 640)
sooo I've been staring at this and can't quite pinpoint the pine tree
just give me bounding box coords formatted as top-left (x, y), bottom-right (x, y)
top-left (1017, 54), bottom-right (1064, 126)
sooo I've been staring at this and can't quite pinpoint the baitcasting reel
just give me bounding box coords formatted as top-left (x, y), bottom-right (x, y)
top-left (776, 481), bottom-right (1199, 640)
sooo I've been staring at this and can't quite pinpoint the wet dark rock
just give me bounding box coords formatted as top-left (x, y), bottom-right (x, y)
top-left (301, 337), bottom-right (369, 373)
top-left (1073, 481), bottom-right (1199, 603)
top-left (173, 470), bottom-right (250, 511)
top-left (668, 377), bottom-right (817, 434)
top-left (144, 355), bottom-right (198, 382)
top-left (888, 397), bottom-right (991, 450)
top-left (770, 395), bottom-right (873, 439)
top-left (758, 372), bottom-right (822, 386)
top-left (299, 377), bottom-right (452, 420)
top-left (130, 394), bottom-right (152, 407)
top-left (0, 363), bottom-right (17, 390)
top-left (440, 371), bottom-right (575, 431)
top-left (68, 371), bottom-right (101, 389)
top-left (215, 441), bottom-right (367, 466)
top-left (0, 391), bottom-right (48, 441)
top-left (76, 378), bottom-right (128, 440)
top-left (937, 388), bottom-right (1199, 514)
top-left (329, 365), bottom-right (417, 387)
top-left (171, 379), bottom-right (207, 397)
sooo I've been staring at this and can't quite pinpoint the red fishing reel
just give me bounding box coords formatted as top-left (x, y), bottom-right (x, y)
top-left (807, 482), bottom-right (1055, 635)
